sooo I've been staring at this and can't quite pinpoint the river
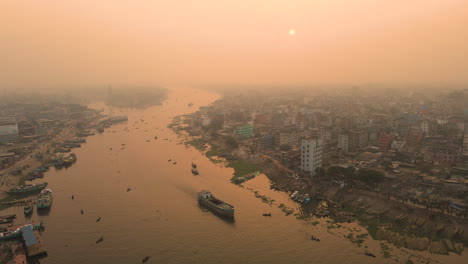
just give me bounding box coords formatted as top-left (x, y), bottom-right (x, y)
top-left (0, 87), bottom-right (464, 264)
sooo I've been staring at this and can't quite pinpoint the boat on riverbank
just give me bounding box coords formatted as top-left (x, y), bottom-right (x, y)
top-left (7, 182), bottom-right (48, 195)
top-left (65, 138), bottom-right (86, 144)
top-left (63, 153), bottom-right (77, 166)
top-left (0, 222), bottom-right (43, 241)
top-left (0, 218), bottom-right (14, 224)
top-left (198, 190), bottom-right (234, 217)
top-left (8, 221), bottom-right (43, 231)
top-left (53, 155), bottom-right (64, 168)
top-left (24, 203), bottom-right (33, 215)
top-left (24, 172), bottom-right (44, 181)
top-left (2, 223), bottom-right (43, 240)
top-left (0, 214), bottom-right (16, 220)
top-left (37, 189), bottom-right (53, 209)
top-left (54, 147), bottom-right (71, 153)
top-left (191, 168), bottom-right (199, 175)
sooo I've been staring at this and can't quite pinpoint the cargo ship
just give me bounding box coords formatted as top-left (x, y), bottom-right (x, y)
top-left (7, 182), bottom-right (48, 195)
top-left (37, 189), bottom-right (53, 209)
top-left (198, 190), bottom-right (234, 217)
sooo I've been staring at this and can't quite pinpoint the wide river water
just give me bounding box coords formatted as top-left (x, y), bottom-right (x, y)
top-left (0, 88), bottom-right (465, 264)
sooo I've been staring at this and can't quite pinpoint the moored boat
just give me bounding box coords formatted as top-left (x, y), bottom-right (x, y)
top-left (198, 190), bottom-right (234, 217)
top-left (6, 182), bottom-right (48, 195)
top-left (0, 218), bottom-right (14, 224)
top-left (24, 172), bottom-right (44, 181)
top-left (24, 203), bottom-right (33, 215)
top-left (7, 221), bottom-right (43, 231)
top-left (0, 214), bottom-right (16, 220)
top-left (34, 167), bottom-right (48, 173)
top-left (37, 189), bottom-right (53, 209)
top-left (1, 222), bottom-right (43, 241)
top-left (63, 153), bottom-right (77, 166)
top-left (0, 229), bottom-right (21, 240)
top-left (65, 138), bottom-right (86, 144)
top-left (53, 155), bottom-right (64, 168)
top-left (191, 168), bottom-right (199, 175)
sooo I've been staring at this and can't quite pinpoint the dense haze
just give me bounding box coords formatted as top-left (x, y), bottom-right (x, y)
top-left (1, 0), bottom-right (468, 88)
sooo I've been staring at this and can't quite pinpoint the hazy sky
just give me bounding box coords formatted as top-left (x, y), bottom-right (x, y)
top-left (1, 0), bottom-right (468, 88)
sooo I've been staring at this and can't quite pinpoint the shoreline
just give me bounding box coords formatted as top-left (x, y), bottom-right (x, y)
top-left (168, 103), bottom-right (467, 257)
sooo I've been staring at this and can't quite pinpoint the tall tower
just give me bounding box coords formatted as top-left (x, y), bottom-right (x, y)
top-left (301, 138), bottom-right (323, 176)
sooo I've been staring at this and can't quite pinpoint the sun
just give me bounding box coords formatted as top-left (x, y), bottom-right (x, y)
top-left (289, 29), bottom-right (296, 36)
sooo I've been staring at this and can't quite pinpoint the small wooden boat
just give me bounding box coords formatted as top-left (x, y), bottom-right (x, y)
top-left (262, 213), bottom-right (272, 216)
top-left (142, 256), bottom-right (150, 263)
top-left (96, 217), bottom-right (101, 222)
top-left (168, 159), bottom-right (171, 162)
top-left (96, 236), bottom-right (104, 244)
top-left (24, 203), bottom-right (33, 215)
top-left (191, 163), bottom-right (197, 169)
top-left (191, 168), bottom-right (199, 175)
top-left (127, 188), bottom-right (131, 192)
top-left (0, 218), bottom-right (13, 224)
top-left (173, 162), bottom-right (177, 165)
top-left (80, 209), bottom-right (84, 215)
top-left (311, 236), bottom-right (320, 242)
top-left (0, 214), bottom-right (16, 220)
top-left (365, 251), bottom-right (376, 258)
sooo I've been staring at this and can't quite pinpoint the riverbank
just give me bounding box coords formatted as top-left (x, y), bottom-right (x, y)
top-left (0, 115), bottom-right (127, 204)
top-left (168, 105), bottom-right (467, 258)
top-left (0, 126), bottom-right (76, 201)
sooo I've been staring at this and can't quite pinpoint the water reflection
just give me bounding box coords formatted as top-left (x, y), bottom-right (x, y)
top-left (197, 204), bottom-right (236, 225)
top-left (37, 208), bottom-right (51, 217)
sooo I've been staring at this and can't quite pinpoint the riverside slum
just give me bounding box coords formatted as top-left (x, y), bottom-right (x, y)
top-left (171, 88), bottom-right (468, 255)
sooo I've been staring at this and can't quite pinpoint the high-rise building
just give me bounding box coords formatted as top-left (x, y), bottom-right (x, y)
top-left (338, 134), bottom-right (349, 152)
top-left (301, 139), bottom-right (323, 175)
top-left (236, 124), bottom-right (254, 138)
top-left (378, 132), bottom-right (395, 152)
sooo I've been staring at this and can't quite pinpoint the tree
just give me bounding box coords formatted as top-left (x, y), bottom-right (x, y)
top-left (356, 169), bottom-right (385, 186)
top-left (327, 166), bottom-right (355, 178)
top-left (225, 136), bottom-right (238, 149)
top-left (315, 167), bottom-right (325, 177)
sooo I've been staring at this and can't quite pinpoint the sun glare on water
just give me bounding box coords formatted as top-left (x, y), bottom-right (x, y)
top-left (289, 29), bottom-right (295, 36)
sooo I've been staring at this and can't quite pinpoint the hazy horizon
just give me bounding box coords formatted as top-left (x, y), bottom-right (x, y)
top-left (2, 0), bottom-right (468, 89)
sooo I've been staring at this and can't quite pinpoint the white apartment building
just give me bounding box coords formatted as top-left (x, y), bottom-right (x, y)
top-left (301, 139), bottom-right (323, 175)
top-left (338, 134), bottom-right (349, 153)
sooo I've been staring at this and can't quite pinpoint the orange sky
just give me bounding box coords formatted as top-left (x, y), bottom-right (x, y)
top-left (1, 0), bottom-right (467, 88)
